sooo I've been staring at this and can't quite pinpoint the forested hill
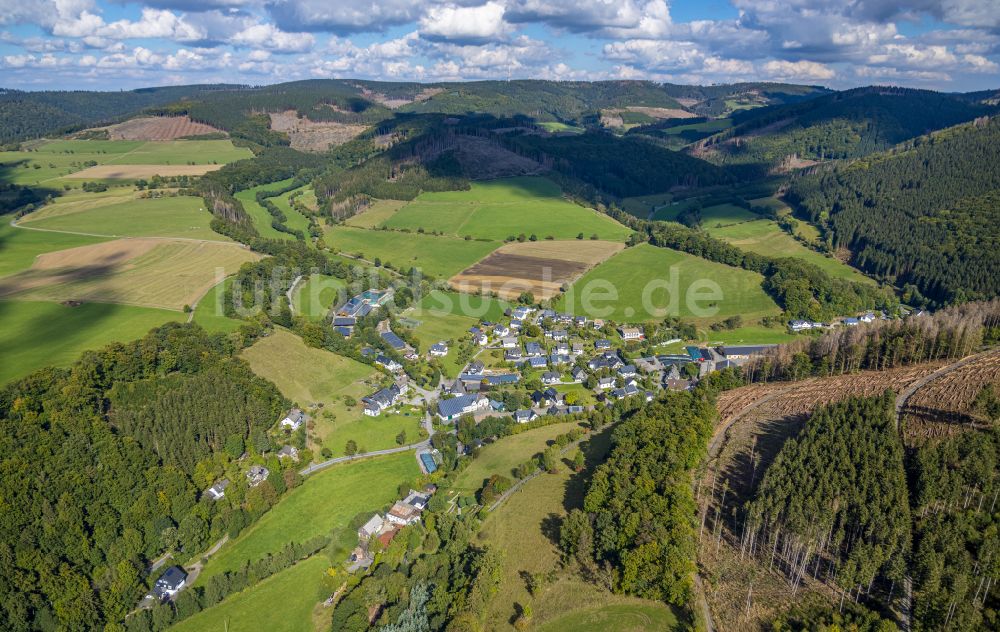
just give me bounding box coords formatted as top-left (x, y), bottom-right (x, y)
top-left (785, 115), bottom-right (1000, 306)
top-left (0, 85), bottom-right (233, 144)
top-left (695, 86), bottom-right (994, 170)
top-left (659, 81), bottom-right (829, 116)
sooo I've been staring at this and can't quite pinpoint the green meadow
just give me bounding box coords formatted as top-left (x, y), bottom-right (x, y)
top-left (291, 274), bottom-right (346, 319)
top-left (555, 243), bottom-right (780, 323)
top-left (703, 216), bottom-right (873, 283)
top-left (170, 554), bottom-right (329, 632)
top-left (191, 278), bottom-right (245, 334)
top-left (537, 121), bottom-right (585, 133)
top-left (271, 187), bottom-right (313, 237)
top-left (0, 220), bottom-right (108, 277)
top-left (344, 199), bottom-right (406, 228)
top-left (383, 177), bottom-right (632, 241)
top-left (324, 226), bottom-right (498, 279)
top-left (0, 299), bottom-right (180, 384)
top-left (620, 192), bottom-right (673, 218)
top-left (198, 451), bottom-right (418, 579)
top-left (19, 194), bottom-right (228, 241)
top-left (325, 409), bottom-right (427, 456)
top-left (235, 179), bottom-right (297, 241)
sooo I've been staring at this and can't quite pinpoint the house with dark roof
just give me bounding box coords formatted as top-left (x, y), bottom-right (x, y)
top-left (549, 353), bottom-right (571, 366)
top-left (381, 331), bottom-right (407, 350)
top-left (552, 330), bottom-right (568, 341)
top-left (527, 356), bottom-right (547, 369)
top-left (148, 566), bottom-right (187, 601)
top-left (596, 376), bottom-right (616, 390)
top-left (429, 342), bottom-right (449, 356)
top-left (618, 364), bottom-right (637, 378)
top-left (246, 465), bottom-right (269, 487)
top-left (466, 360), bottom-right (485, 375)
top-left (541, 371), bottom-right (561, 385)
top-left (525, 341), bottom-right (543, 357)
top-left (387, 489), bottom-right (432, 526)
top-left (504, 347), bottom-right (523, 361)
top-left (594, 339), bottom-right (611, 350)
top-left (571, 367), bottom-right (587, 382)
top-left (515, 409), bottom-right (537, 423)
top-left (277, 445), bottom-right (299, 460)
top-left (437, 394), bottom-right (489, 421)
top-left (719, 345), bottom-right (775, 360)
top-left (362, 384), bottom-right (402, 416)
top-left (375, 354), bottom-right (402, 371)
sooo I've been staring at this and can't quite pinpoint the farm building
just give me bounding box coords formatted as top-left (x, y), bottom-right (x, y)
top-left (719, 345), bottom-right (776, 360)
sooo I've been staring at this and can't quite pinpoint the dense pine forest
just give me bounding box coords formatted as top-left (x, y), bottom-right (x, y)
top-left (0, 324), bottom-right (289, 630)
top-left (786, 116), bottom-right (1000, 306)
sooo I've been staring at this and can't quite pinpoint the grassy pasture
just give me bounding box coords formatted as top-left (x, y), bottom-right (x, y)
top-left (0, 220), bottom-right (108, 277)
top-left (750, 196), bottom-right (823, 242)
top-left (451, 421), bottom-right (582, 494)
top-left (0, 299), bottom-right (179, 384)
top-left (415, 289), bottom-right (510, 322)
top-left (271, 187), bottom-right (313, 237)
top-left (703, 218), bottom-right (873, 283)
top-left (171, 554), bottom-right (329, 632)
top-left (620, 192), bottom-right (673, 218)
top-left (19, 194), bottom-right (228, 241)
top-left (198, 451), bottom-right (418, 580)
top-left (0, 239), bottom-right (257, 310)
top-left (537, 121), bottom-right (585, 134)
top-left (555, 243), bottom-right (780, 324)
top-left (534, 604), bottom-right (681, 632)
top-left (191, 278), bottom-right (245, 334)
top-left (324, 226), bottom-right (498, 279)
top-left (651, 197), bottom-right (703, 221)
top-left (383, 177), bottom-right (632, 242)
top-left (699, 203), bottom-right (759, 226)
top-left (291, 274), bottom-right (346, 319)
top-left (344, 199), bottom-right (406, 228)
top-left (235, 179), bottom-right (297, 241)
top-left (325, 409), bottom-right (427, 456)
top-left (659, 118), bottom-right (732, 135)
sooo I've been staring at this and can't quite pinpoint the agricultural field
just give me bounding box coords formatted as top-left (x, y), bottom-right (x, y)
top-left (324, 225), bottom-right (498, 279)
top-left (0, 139), bottom-right (250, 184)
top-left (291, 274), bottom-right (346, 319)
top-left (239, 329), bottom-right (385, 447)
top-left (658, 118), bottom-right (732, 136)
top-left (324, 409), bottom-right (427, 456)
top-left (698, 203), bottom-right (759, 226)
top-left (0, 238), bottom-right (258, 310)
top-left (404, 310), bottom-right (478, 376)
top-left (171, 555), bottom-right (330, 632)
top-left (651, 197), bottom-right (704, 221)
top-left (270, 187), bottom-right (313, 237)
top-left (98, 115), bottom-right (224, 141)
top-left (699, 361), bottom-right (952, 631)
top-left (18, 192), bottom-right (229, 241)
top-left (0, 299), bottom-right (180, 384)
top-left (449, 239), bottom-right (624, 301)
top-left (450, 421), bottom-right (582, 494)
top-left (414, 289), bottom-right (510, 322)
top-left (750, 196), bottom-right (822, 243)
top-left (537, 121), bottom-right (585, 134)
top-left (0, 219), bottom-right (108, 277)
top-left (65, 164), bottom-right (223, 179)
top-left (198, 452), bottom-right (418, 579)
top-left (235, 179), bottom-right (297, 241)
top-left (702, 216), bottom-right (872, 283)
top-left (191, 278), bottom-right (244, 334)
top-left (382, 177), bottom-right (632, 242)
top-left (555, 243), bottom-right (780, 324)
top-left (344, 199), bottom-right (406, 228)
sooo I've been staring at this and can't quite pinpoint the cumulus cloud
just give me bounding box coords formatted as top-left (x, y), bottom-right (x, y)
top-left (230, 23), bottom-right (314, 52)
top-left (419, 2), bottom-right (510, 43)
top-left (762, 59), bottom-right (836, 81)
top-left (267, 0), bottom-right (419, 34)
top-left (53, 8), bottom-right (205, 41)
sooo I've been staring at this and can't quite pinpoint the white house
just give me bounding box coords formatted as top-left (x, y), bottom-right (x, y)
top-left (437, 394), bottom-right (490, 421)
top-left (429, 342), bottom-right (449, 356)
top-left (387, 489), bottom-right (432, 526)
top-left (149, 566), bottom-right (187, 601)
top-left (618, 327), bottom-right (644, 341)
top-left (280, 408), bottom-right (304, 431)
top-left (500, 337), bottom-right (518, 349)
top-left (358, 514), bottom-right (386, 541)
top-left (205, 479), bottom-right (229, 501)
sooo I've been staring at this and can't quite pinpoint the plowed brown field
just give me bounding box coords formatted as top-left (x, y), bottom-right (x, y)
top-left (102, 116), bottom-right (223, 140)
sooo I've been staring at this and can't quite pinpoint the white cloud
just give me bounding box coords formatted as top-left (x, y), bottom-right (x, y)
top-left (419, 2), bottom-right (509, 43)
top-left (54, 8), bottom-right (205, 41)
top-left (231, 23), bottom-right (314, 52)
top-left (762, 59), bottom-right (836, 80)
top-left (267, 0), bottom-right (419, 34)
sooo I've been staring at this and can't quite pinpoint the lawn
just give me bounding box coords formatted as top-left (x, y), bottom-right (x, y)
top-left (620, 193), bottom-right (673, 219)
top-left (235, 179), bottom-right (297, 241)
top-left (414, 289), bottom-right (510, 321)
top-left (451, 421), bottom-right (582, 494)
top-left (99, 140), bottom-right (251, 165)
top-left (0, 299), bottom-right (180, 384)
top-left (198, 451), bottom-right (418, 579)
top-left (19, 194), bottom-right (229, 241)
top-left (344, 199), bottom-right (406, 228)
top-left (0, 220), bottom-right (108, 277)
top-left (170, 554), bottom-right (330, 632)
top-left (324, 226), bottom-right (498, 279)
top-left (555, 243), bottom-right (780, 324)
top-left (537, 121), bottom-right (584, 134)
top-left (383, 177), bottom-right (632, 242)
top-left (698, 203), bottom-right (759, 226)
top-left (703, 218), bottom-right (873, 283)
top-left (651, 197), bottom-right (704, 221)
top-left (324, 409), bottom-right (427, 456)
top-left (291, 274), bottom-right (346, 319)
top-left (192, 278), bottom-right (245, 334)
top-left (750, 196), bottom-right (822, 243)
top-left (534, 603), bottom-right (681, 632)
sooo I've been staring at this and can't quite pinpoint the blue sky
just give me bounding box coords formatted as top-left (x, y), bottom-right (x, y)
top-left (1, 0), bottom-right (997, 91)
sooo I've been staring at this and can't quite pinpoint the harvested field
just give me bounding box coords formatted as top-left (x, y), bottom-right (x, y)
top-left (268, 111), bottom-right (367, 151)
top-left (698, 361), bottom-right (951, 631)
top-left (449, 240), bottom-right (623, 301)
top-left (0, 238), bottom-right (258, 310)
top-left (601, 106), bottom-right (697, 127)
top-left (66, 164), bottom-right (223, 179)
top-left (901, 349), bottom-right (1000, 444)
top-left (101, 116), bottom-right (223, 140)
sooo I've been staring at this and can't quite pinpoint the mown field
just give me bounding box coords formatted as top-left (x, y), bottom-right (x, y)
top-left (19, 193), bottom-right (229, 241)
top-left (291, 274), bottom-right (346, 320)
top-left (555, 243), bottom-right (780, 323)
top-left (191, 278), bottom-right (245, 334)
top-left (0, 139), bottom-right (250, 184)
top-left (0, 299), bottom-right (180, 384)
top-left (171, 554), bottom-right (330, 632)
top-left (198, 452), bottom-right (418, 580)
top-left (344, 199), bottom-right (406, 228)
top-left (0, 219), bottom-right (108, 277)
top-left (324, 226), bottom-right (498, 279)
top-left (0, 238), bottom-right (258, 310)
top-left (271, 186), bottom-right (313, 237)
top-left (383, 177), bottom-right (632, 242)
